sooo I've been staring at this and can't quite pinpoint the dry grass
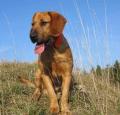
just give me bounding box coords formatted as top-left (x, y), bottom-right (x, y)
top-left (0, 62), bottom-right (120, 115)
top-left (0, 0), bottom-right (117, 115)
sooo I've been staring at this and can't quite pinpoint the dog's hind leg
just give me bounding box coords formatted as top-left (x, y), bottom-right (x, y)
top-left (18, 76), bottom-right (35, 88)
top-left (32, 69), bottom-right (43, 101)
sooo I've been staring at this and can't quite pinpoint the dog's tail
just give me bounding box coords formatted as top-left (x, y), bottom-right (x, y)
top-left (18, 76), bottom-right (35, 88)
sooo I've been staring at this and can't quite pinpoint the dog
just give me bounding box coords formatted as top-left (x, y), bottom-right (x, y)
top-left (19, 11), bottom-right (73, 114)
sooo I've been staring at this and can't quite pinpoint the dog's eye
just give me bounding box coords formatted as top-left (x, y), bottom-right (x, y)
top-left (40, 21), bottom-right (49, 26)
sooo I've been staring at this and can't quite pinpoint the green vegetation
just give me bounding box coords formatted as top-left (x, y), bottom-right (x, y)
top-left (0, 61), bottom-right (120, 115)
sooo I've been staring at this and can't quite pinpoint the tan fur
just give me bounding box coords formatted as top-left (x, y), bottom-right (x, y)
top-left (19, 11), bottom-right (73, 115)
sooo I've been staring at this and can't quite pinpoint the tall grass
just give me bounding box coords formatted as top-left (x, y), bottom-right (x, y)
top-left (0, 63), bottom-right (120, 115)
top-left (0, 0), bottom-right (120, 115)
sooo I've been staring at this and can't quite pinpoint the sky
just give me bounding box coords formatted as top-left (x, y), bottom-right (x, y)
top-left (0, 0), bottom-right (120, 70)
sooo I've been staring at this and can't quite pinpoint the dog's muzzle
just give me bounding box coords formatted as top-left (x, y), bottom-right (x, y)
top-left (30, 29), bottom-right (53, 45)
top-left (30, 29), bottom-right (38, 43)
top-left (30, 29), bottom-right (49, 44)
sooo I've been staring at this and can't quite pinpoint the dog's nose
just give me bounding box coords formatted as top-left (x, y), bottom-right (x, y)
top-left (30, 29), bottom-right (37, 39)
top-left (30, 29), bottom-right (38, 43)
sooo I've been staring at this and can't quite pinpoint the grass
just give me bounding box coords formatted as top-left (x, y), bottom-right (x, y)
top-left (0, 62), bottom-right (120, 115)
top-left (0, 0), bottom-right (117, 114)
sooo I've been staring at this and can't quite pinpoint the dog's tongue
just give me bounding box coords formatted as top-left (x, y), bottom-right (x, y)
top-left (35, 44), bottom-right (45, 54)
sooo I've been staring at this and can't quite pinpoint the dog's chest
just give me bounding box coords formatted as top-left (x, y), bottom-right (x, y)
top-left (40, 49), bottom-right (67, 76)
top-left (52, 52), bottom-right (67, 76)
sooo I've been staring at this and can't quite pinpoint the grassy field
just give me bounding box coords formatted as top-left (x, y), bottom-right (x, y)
top-left (0, 62), bottom-right (120, 115)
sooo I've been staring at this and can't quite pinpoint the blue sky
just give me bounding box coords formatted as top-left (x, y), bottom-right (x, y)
top-left (0, 0), bottom-right (120, 70)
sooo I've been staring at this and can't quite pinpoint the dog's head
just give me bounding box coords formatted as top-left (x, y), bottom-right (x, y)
top-left (30, 11), bottom-right (67, 54)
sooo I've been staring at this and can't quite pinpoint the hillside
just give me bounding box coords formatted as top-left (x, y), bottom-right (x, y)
top-left (0, 62), bottom-right (120, 115)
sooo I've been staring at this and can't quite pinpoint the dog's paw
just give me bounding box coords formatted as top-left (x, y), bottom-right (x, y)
top-left (61, 104), bottom-right (71, 115)
top-left (50, 103), bottom-right (59, 114)
top-left (60, 111), bottom-right (71, 115)
top-left (60, 111), bottom-right (72, 115)
top-left (32, 89), bottom-right (41, 101)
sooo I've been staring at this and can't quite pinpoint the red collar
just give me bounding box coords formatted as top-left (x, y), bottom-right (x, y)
top-left (54, 33), bottom-right (63, 48)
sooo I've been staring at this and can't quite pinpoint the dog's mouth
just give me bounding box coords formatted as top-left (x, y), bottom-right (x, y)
top-left (34, 43), bottom-right (45, 55)
top-left (34, 38), bottom-right (53, 55)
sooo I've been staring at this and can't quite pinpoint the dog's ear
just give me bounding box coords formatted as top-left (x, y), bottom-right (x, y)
top-left (48, 12), bottom-right (67, 36)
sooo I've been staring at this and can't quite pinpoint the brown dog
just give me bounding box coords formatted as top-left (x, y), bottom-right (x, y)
top-left (20, 11), bottom-right (73, 114)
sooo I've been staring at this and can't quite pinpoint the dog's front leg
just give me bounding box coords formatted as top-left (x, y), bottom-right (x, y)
top-left (61, 73), bottom-right (72, 114)
top-left (42, 74), bottom-right (59, 114)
